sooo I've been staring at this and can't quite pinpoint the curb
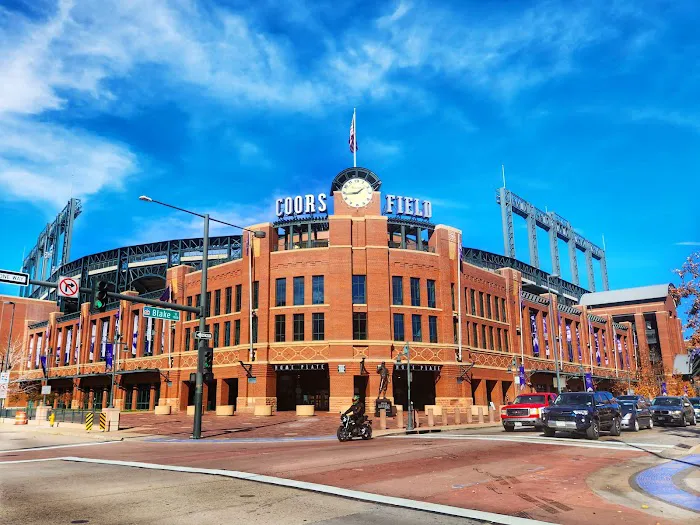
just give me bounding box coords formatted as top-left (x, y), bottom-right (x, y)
top-left (374, 422), bottom-right (501, 437)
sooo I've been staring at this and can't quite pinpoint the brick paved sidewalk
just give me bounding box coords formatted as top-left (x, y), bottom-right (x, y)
top-left (118, 410), bottom-right (501, 440)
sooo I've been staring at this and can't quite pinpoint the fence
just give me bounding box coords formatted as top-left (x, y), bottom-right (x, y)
top-left (49, 408), bottom-right (101, 424)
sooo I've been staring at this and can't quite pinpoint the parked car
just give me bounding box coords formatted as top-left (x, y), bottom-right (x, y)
top-left (651, 396), bottom-right (697, 427)
top-left (617, 394), bottom-right (651, 407)
top-left (619, 399), bottom-right (653, 431)
top-left (500, 393), bottom-right (558, 432)
top-left (689, 398), bottom-right (700, 421)
top-left (541, 391), bottom-right (621, 440)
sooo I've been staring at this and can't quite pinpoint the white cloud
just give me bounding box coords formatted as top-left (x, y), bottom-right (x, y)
top-left (0, 117), bottom-right (137, 208)
top-left (627, 108), bottom-right (700, 133)
top-left (674, 241), bottom-right (700, 246)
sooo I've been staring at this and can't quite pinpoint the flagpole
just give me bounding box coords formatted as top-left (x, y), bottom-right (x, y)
top-left (353, 108), bottom-right (357, 168)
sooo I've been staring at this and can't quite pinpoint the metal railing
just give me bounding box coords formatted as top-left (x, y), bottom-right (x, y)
top-left (49, 408), bottom-right (100, 424)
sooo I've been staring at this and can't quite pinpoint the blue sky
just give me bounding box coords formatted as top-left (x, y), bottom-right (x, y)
top-left (0, 0), bottom-right (698, 312)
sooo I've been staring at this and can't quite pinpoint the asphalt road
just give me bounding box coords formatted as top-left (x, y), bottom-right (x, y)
top-left (1, 423), bottom-right (697, 525)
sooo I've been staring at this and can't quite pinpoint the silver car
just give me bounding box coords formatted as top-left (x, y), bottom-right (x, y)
top-left (689, 397), bottom-right (700, 421)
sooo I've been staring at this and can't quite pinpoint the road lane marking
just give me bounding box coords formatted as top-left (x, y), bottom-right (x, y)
top-left (389, 434), bottom-right (666, 452)
top-left (0, 440), bottom-right (122, 454)
top-left (634, 455), bottom-right (700, 512)
top-left (60, 456), bottom-right (552, 525)
top-left (0, 457), bottom-right (64, 465)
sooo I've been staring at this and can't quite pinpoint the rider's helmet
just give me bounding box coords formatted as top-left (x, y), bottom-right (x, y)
top-left (353, 395), bottom-right (360, 402)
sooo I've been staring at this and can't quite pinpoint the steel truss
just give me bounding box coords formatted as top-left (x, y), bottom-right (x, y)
top-left (496, 188), bottom-right (608, 291)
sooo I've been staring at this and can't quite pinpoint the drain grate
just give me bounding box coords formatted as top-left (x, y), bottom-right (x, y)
top-left (675, 443), bottom-right (692, 449)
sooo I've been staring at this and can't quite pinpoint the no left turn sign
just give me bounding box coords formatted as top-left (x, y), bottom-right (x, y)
top-left (58, 275), bottom-right (81, 298)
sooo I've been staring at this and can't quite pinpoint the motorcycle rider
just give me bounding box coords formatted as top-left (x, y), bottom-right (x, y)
top-left (343, 395), bottom-right (365, 429)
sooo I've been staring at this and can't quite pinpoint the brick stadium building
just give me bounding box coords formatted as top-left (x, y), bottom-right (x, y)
top-left (5, 167), bottom-right (690, 413)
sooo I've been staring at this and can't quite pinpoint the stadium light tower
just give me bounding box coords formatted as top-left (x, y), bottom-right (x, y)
top-left (139, 195), bottom-right (265, 440)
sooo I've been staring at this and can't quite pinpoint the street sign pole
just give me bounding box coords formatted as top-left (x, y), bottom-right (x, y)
top-left (193, 213), bottom-right (209, 440)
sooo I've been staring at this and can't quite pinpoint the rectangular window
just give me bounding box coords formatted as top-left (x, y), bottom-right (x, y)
top-left (185, 328), bottom-right (191, 353)
top-left (224, 321), bottom-right (231, 346)
top-left (481, 325), bottom-right (487, 349)
top-left (478, 292), bottom-right (484, 317)
top-left (312, 313), bottom-right (325, 341)
top-left (312, 275), bottom-right (324, 304)
top-left (352, 275), bottom-right (366, 304)
top-left (451, 284), bottom-right (455, 311)
top-left (410, 277), bottom-right (420, 306)
top-left (412, 314), bottom-right (422, 342)
top-left (275, 278), bottom-right (286, 307)
top-left (470, 289), bottom-right (476, 315)
top-left (501, 298), bottom-right (507, 322)
top-left (235, 284), bottom-right (242, 312)
top-left (454, 318), bottom-right (459, 344)
top-left (496, 328), bottom-right (502, 351)
top-left (275, 315), bottom-right (285, 342)
top-left (472, 323), bottom-right (479, 347)
top-left (213, 323), bottom-right (220, 348)
top-left (353, 312), bottom-right (367, 340)
top-left (293, 313), bottom-right (304, 341)
top-left (252, 281), bottom-right (259, 309)
top-left (393, 313), bottom-right (405, 341)
top-left (225, 287), bottom-right (232, 314)
top-left (494, 297), bottom-right (500, 321)
top-left (392, 276), bottom-right (403, 305)
top-left (427, 280), bottom-right (436, 308)
top-left (293, 277), bottom-right (305, 306)
top-left (195, 294), bottom-right (201, 319)
top-left (429, 316), bottom-right (438, 343)
top-left (187, 296), bottom-right (193, 320)
top-left (214, 289), bottom-right (221, 316)
top-left (489, 326), bottom-right (494, 350)
top-left (251, 316), bottom-right (258, 344)
top-left (206, 291), bottom-right (211, 317)
top-left (486, 294), bottom-right (492, 319)
top-left (504, 330), bottom-right (509, 351)
top-left (234, 320), bottom-right (241, 346)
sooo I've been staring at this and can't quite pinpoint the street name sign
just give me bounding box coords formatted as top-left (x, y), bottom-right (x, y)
top-left (195, 331), bottom-right (212, 340)
top-left (143, 307), bottom-right (180, 321)
top-left (41, 385), bottom-right (51, 395)
top-left (0, 269), bottom-right (29, 286)
top-left (58, 275), bottom-right (81, 298)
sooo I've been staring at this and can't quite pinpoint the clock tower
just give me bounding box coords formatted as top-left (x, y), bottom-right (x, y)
top-left (330, 167), bottom-right (382, 216)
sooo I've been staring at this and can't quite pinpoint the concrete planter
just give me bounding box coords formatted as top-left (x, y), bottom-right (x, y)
top-left (216, 405), bottom-right (234, 416)
top-left (154, 405), bottom-right (171, 415)
top-left (424, 404), bottom-right (443, 416)
top-left (296, 405), bottom-right (315, 417)
top-left (253, 405), bottom-right (272, 416)
top-left (186, 405), bottom-right (195, 416)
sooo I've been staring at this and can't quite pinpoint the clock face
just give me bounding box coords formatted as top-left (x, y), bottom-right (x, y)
top-left (341, 178), bottom-right (373, 208)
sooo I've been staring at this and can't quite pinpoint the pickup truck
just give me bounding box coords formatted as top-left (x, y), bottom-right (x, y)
top-left (500, 393), bottom-right (558, 431)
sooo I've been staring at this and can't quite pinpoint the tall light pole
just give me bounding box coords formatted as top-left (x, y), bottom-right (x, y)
top-left (545, 276), bottom-right (562, 394)
top-left (139, 196), bottom-right (265, 439)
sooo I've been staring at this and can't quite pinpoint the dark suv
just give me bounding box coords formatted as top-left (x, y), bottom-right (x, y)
top-left (541, 391), bottom-right (621, 440)
top-left (651, 396), bottom-right (697, 427)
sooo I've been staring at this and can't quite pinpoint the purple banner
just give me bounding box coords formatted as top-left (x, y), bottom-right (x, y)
top-left (543, 314), bottom-right (550, 358)
top-left (584, 373), bottom-right (594, 391)
top-left (530, 312), bottom-right (540, 358)
top-left (602, 332), bottom-right (608, 366)
top-left (40, 356), bottom-right (47, 378)
top-left (565, 323), bottom-right (573, 362)
top-left (576, 324), bottom-right (582, 362)
top-left (519, 365), bottom-right (526, 389)
top-left (105, 343), bottom-right (114, 371)
top-left (661, 382), bottom-right (667, 395)
top-left (616, 335), bottom-right (624, 369)
top-left (594, 331), bottom-right (601, 366)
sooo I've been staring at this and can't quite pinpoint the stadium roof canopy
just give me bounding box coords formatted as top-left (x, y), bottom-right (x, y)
top-left (580, 284), bottom-right (673, 307)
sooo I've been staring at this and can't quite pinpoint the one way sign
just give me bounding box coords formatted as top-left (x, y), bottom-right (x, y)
top-left (57, 275), bottom-right (81, 298)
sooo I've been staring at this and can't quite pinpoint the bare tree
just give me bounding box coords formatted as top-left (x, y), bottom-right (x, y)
top-left (3, 336), bottom-right (41, 402)
top-left (672, 251), bottom-right (700, 380)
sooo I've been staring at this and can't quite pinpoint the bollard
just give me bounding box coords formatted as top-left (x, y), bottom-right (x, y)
top-left (379, 408), bottom-right (387, 430)
top-left (489, 409), bottom-right (496, 423)
top-left (99, 412), bottom-right (107, 432)
top-left (85, 412), bottom-right (94, 432)
top-left (427, 408), bottom-right (434, 427)
top-left (454, 408), bottom-right (461, 425)
top-left (49, 412), bottom-right (56, 427)
top-left (396, 406), bottom-right (405, 428)
top-left (477, 406), bottom-right (484, 423)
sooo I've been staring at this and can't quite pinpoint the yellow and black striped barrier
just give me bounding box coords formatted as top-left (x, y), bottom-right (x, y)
top-left (85, 412), bottom-right (94, 432)
top-left (99, 412), bottom-right (107, 431)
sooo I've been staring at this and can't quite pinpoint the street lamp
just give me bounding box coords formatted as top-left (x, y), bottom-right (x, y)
top-left (395, 342), bottom-right (414, 431)
top-left (0, 301), bottom-right (16, 410)
top-left (139, 196), bottom-right (265, 440)
top-left (545, 275), bottom-right (562, 394)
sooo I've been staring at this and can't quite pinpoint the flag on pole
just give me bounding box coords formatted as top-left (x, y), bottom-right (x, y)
top-left (159, 287), bottom-right (171, 302)
top-left (349, 109), bottom-right (357, 154)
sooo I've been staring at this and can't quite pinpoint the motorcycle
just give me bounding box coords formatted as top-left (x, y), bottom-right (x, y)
top-left (337, 413), bottom-right (372, 442)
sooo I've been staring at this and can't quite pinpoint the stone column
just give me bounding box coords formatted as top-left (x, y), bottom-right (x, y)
top-left (149, 384), bottom-right (156, 410)
top-left (88, 389), bottom-right (95, 409)
top-left (132, 385), bottom-right (139, 410)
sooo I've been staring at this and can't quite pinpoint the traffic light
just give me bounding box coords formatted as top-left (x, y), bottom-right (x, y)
top-left (93, 280), bottom-right (108, 312)
top-left (203, 345), bottom-right (214, 382)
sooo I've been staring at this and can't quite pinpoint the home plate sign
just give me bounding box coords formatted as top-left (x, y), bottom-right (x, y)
top-left (58, 275), bottom-right (81, 298)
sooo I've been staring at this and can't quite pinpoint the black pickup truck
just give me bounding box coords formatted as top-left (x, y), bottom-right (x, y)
top-left (541, 391), bottom-right (621, 440)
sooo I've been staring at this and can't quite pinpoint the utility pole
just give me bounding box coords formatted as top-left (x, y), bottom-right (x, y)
top-left (192, 213), bottom-right (209, 440)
